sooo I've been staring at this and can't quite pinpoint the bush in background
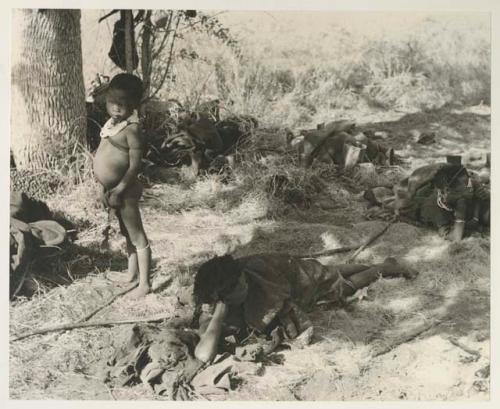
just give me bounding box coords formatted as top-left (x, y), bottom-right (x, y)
top-left (149, 12), bottom-right (490, 129)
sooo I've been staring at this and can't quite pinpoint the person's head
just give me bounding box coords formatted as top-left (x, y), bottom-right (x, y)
top-left (193, 255), bottom-right (247, 306)
top-left (105, 73), bottom-right (144, 121)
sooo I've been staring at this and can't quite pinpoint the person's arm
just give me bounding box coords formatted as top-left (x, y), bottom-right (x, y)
top-left (472, 199), bottom-right (481, 224)
top-left (99, 184), bottom-right (109, 207)
top-left (108, 124), bottom-right (144, 201)
top-left (449, 198), bottom-right (467, 241)
top-left (194, 301), bottom-right (228, 363)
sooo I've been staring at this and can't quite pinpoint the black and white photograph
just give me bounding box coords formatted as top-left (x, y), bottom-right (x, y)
top-left (4, 0), bottom-right (497, 403)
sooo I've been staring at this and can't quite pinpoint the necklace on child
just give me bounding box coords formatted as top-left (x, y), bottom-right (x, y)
top-left (100, 111), bottom-right (139, 139)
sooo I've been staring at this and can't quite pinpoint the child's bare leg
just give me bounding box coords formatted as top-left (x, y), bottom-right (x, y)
top-left (125, 241), bottom-right (139, 282)
top-left (120, 195), bottom-right (151, 298)
top-left (106, 212), bottom-right (140, 283)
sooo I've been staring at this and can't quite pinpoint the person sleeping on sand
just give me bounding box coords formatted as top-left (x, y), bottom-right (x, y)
top-left (93, 73), bottom-right (151, 299)
top-left (365, 162), bottom-right (490, 241)
top-left (192, 253), bottom-right (419, 363)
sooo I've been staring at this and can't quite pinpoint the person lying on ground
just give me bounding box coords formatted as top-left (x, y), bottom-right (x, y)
top-left (393, 163), bottom-right (490, 241)
top-left (192, 253), bottom-right (419, 363)
top-left (93, 73), bottom-right (151, 298)
top-left (290, 121), bottom-right (395, 169)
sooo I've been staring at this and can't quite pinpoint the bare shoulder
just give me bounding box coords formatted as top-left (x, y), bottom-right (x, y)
top-left (124, 123), bottom-right (145, 148)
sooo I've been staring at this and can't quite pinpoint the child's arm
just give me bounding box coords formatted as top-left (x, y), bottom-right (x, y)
top-left (195, 302), bottom-right (228, 363)
top-left (110, 124), bottom-right (144, 196)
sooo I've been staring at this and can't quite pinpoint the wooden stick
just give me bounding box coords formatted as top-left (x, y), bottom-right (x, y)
top-left (371, 318), bottom-right (440, 358)
top-left (296, 222), bottom-right (394, 260)
top-left (298, 245), bottom-right (358, 259)
top-left (447, 337), bottom-right (481, 360)
top-left (347, 222), bottom-right (393, 263)
top-left (11, 313), bottom-right (171, 342)
top-left (124, 10), bottom-right (134, 73)
top-left (148, 12), bottom-right (180, 101)
top-left (98, 9), bottom-right (119, 23)
top-left (77, 282), bottom-right (139, 323)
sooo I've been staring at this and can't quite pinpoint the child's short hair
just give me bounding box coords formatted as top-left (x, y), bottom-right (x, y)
top-left (108, 73), bottom-right (144, 107)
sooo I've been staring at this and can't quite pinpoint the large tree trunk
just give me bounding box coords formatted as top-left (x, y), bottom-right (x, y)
top-left (11, 9), bottom-right (86, 170)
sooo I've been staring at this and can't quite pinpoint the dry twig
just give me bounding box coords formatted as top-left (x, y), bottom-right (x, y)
top-left (298, 245), bottom-right (358, 259)
top-left (77, 282), bottom-right (139, 323)
top-left (347, 222), bottom-right (394, 263)
top-left (11, 313), bottom-right (170, 342)
top-left (371, 318), bottom-right (440, 358)
top-left (447, 337), bottom-right (481, 360)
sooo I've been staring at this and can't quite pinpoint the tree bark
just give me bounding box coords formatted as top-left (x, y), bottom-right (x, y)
top-left (124, 10), bottom-right (134, 73)
top-left (11, 9), bottom-right (86, 170)
top-left (140, 11), bottom-right (153, 102)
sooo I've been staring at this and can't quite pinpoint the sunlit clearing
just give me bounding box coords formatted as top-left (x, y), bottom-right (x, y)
top-left (405, 236), bottom-right (449, 263)
top-left (386, 296), bottom-right (420, 313)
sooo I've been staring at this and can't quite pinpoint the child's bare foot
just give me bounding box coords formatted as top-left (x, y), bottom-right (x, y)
top-left (106, 271), bottom-right (138, 284)
top-left (127, 284), bottom-right (151, 299)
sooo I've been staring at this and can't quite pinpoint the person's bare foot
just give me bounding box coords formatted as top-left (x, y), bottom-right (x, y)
top-left (106, 271), bottom-right (138, 285)
top-left (127, 284), bottom-right (151, 299)
top-left (383, 257), bottom-right (398, 265)
top-left (383, 257), bottom-right (419, 280)
top-left (402, 265), bottom-right (419, 280)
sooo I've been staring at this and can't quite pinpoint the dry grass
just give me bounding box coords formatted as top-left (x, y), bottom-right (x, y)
top-left (10, 140), bottom-right (490, 400)
top-left (154, 12), bottom-right (490, 130)
top-left (80, 11), bottom-right (489, 130)
top-left (9, 11), bottom-right (491, 402)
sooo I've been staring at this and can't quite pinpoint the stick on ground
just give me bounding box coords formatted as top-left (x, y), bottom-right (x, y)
top-left (298, 244), bottom-right (358, 259)
top-left (347, 222), bottom-right (393, 263)
top-left (77, 282), bottom-right (139, 323)
top-left (371, 318), bottom-right (440, 358)
top-left (447, 337), bottom-right (481, 360)
top-left (11, 314), bottom-right (171, 343)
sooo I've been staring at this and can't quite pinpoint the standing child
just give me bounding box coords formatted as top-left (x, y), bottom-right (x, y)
top-left (93, 73), bottom-right (151, 298)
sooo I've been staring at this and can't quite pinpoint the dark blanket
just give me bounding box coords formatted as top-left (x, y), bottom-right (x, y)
top-left (236, 255), bottom-right (338, 335)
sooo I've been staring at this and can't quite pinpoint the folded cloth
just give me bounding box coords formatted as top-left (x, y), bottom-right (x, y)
top-left (191, 353), bottom-right (263, 398)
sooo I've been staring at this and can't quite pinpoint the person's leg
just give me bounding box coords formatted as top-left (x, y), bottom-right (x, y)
top-left (334, 264), bottom-right (371, 277)
top-left (323, 258), bottom-right (418, 302)
top-left (114, 211), bottom-right (139, 283)
top-left (120, 188), bottom-right (151, 298)
top-left (479, 200), bottom-right (490, 227)
top-left (312, 263), bottom-right (372, 306)
top-left (313, 264), bottom-right (370, 302)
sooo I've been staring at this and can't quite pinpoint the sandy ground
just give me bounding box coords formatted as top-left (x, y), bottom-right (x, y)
top-left (9, 107), bottom-right (490, 401)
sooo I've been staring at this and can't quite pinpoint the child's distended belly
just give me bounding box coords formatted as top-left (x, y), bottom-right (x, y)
top-left (93, 140), bottom-right (129, 189)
